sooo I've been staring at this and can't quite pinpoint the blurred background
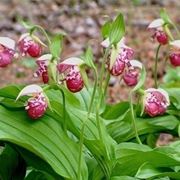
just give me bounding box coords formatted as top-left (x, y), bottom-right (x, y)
top-left (0, 0), bottom-right (180, 102)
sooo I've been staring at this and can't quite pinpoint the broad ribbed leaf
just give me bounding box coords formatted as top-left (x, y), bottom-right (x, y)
top-left (14, 145), bottom-right (61, 179)
top-left (101, 102), bottom-right (129, 120)
top-left (109, 13), bottom-right (125, 45)
top-left (113, 142), bottom-right (180, 177)
top-left (50, 34), bottom-right (63, 58)
top-left (0, 106), bottom-right (88, 180)
top-left (46, 89), bottom-right (116, 178)
top-left (107, 110), bottom-right (179, 143)
top-left (0, 144), bottom-right (21, 180)
top-left (136, 162), bottom-right (180, 179)
top-left (111, 176), bottom-right (138, 180)
top-left (25, 170), bottom-right (55, 180)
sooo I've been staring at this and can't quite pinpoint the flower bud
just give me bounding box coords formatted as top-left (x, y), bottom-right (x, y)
top-left (25, 93), bottom-right (47, 119)
top-left (18, 33), bottom-right (42, 57)
top-left (66, 67), bottom-right (84, 93)
top-left (169, 53), bottom-right (180, 66)
top-left (144, 88), bottom-right (169, 117)
top-left (123, 69), bottom-right (138, 86)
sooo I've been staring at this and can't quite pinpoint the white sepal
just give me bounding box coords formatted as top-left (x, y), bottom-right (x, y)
top-left (101, 38), bottom-right (110, 48)
top-left (169, 40), bottom-right (180, 49)
top-left (18, 33), bottom-right (31, 42)
top-left (130, 60), bottom-right (143, 69)
top-left (16, 84), bottom-right (43, 101)
top-left (0, 37), bottom-right (15, 50)
top-left (148, 18), bottom-right (165, 29)
top-left (37, 54), bottom-right (52, 61)
top-left (60, 57), bottom-right (84, 66)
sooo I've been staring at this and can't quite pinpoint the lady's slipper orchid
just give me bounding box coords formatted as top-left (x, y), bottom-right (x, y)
top-left (0, 37), bottom-right (16, 67)
top-left (148, 18), bottom-right (168, 45)
top-left (16, 85), bottom-right (48, 119)
top-left (25, 93), bottom-right (48, 119)
top-left (101, 37), bottom-right (134, 76)
top-left (123, 69), bottom-right (138, 86)
top-left (169, 40), bottom-right (180, 66)
top-left (66, 66), bottom-right (84, 93)
top-left (34, 54), bottom-right (52, 84)
top-left (144, 88), bottom-right (169, 117)
top-left (123, 60), bottom-right (142, 86)
top-left (57, 57), bottom-right (84, 93)
top-left (18, 33), bottom-right (42, 57)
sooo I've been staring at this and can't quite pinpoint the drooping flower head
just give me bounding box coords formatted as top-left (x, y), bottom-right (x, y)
top-left (169, 40), bottom-right (180, 66)
top-left (16, 85), bottom-right (48, 119)
top-left (123, 60), bottom-right (142, 87)
top-left (18, 33), bottom-right (42, 57)
top-left (148, 18), bottom-right (168, 45)
top-left (34, 54), bottom-right (52, 84)
top-left (25, 93), bottom-right (48, 119)
top-left (57, 57), bottom-right (84, 93)
top-left (0, 37), bottom-right (16, 67)
top-left (144, 88), bottom-right (169, 117)
top-left (101, 37), bottom-right (134, 76)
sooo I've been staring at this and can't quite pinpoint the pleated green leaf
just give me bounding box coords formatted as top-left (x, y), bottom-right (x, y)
top-left (0, 106), bottom-right (88, 180)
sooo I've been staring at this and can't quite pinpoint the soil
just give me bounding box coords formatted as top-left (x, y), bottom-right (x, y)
top-left (0, 0), bottom-right (180, 101)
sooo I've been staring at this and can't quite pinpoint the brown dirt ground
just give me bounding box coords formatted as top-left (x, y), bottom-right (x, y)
top-left (0, 0), bottom-right (180, 102)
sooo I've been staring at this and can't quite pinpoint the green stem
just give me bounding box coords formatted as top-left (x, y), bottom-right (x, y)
top-left (33, 25), bottom-right (52, 46)
top-left (60, 89), bottom-right (67, 135)
top-left (77, 68), bottom-right (98, 180)
top-left (96, 47), bottom-right (111, 142)
top-left (130, 92), bottom-right (142, 144)
top-left (172, 23), bottom-right (180, 38)
top-left (154, 44), bottom-right (161, 89)
top-left (96, 103), bottom-right (103, 141)
top-left (103, 72), bottom-right (111, 98)
top-left (165, 25), bottom-right (174, 41)
top-left (88, 69), bottom-right (98, 115)
top-left (43, 84), bottom-right (67, 135)
top-left (99, 47), bottom-right (110, 92)
top-left (78, 46), bottom-right (111, 179)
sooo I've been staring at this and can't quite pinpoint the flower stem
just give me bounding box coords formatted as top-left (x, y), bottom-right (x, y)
top-left (34, 25), bottom-right (52, 46)
top-left (59, 89), bottom-right (67, 135)
top-left (154, 44), bottom-right (161, 89)
top-left (130, 92), bottom-right (142, 144)
top-left (165, 25), bottom-right (174, 41)
top-left (43, 84), bottom-right (67, 135)
top-left (103, 72), bottom-right (111, 97)
top-left (77, 68), bottom-right (98, 180)
top-left (78, 46), bottom-right (111, 180)
top-left (172, 23), bottom-right (180, 38)
top-left (99, 47), bottom-right (110, 92)
top-left (96, 47), bottom-right (111, 141)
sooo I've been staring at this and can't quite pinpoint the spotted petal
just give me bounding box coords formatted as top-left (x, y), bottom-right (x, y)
top-left (145, 88), bottom-right (170, 105)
